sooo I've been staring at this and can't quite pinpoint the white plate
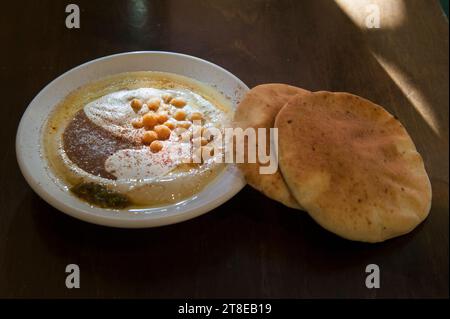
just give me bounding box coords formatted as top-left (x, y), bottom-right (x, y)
top-left (16, 51), bottom-right (248, 228)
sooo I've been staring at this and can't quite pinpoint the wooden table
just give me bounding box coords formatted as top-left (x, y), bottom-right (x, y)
top-left (0, 0), bottom-right (448, 298)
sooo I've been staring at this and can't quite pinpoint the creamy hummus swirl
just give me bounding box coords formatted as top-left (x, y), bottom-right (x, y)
top-left (43, 72), bottom-right (232, 208)
top-left (83, 87), bottom-right (228, 181)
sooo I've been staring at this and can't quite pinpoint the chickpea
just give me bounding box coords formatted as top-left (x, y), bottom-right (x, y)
top-left (150, 140), bottom-right (163, 153)
top-left (164, 121), bottom-right (176, 130)
top-left (141, 130), bottom-right (158, 145)
top-left (156, 112), bottom-right (169, 124)
top-left (142, 113), bottom-right (158, 128)
top-left (130, 98), bottom-right (143, 112)
top-left (154, 124), bottom-right (171, 140)
top-left (162, 93), bottom-right (173, 103)
top-left (147, 97), bottom-right (161, 111)
top-left (131, 117), bottom-right (144, 129)
top-left (177, 121), bottom-right (191, 129)
top-left (192, 137), bottom-right (208, 146)
top-left (189, 112), bottom-right (203, 122)
top-left (174, 110), bottom-right (187, 121)
top-left (170, 97), bottom-right (187, 108)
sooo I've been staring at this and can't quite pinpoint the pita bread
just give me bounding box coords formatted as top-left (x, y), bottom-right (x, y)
top-left (275, 91), bottom-right (432, 242)
top-left (234, 84), bottom-right (310, 209)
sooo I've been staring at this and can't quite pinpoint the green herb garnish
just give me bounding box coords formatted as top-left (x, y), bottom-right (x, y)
top-left (70, 182), bottom-right (130, 209)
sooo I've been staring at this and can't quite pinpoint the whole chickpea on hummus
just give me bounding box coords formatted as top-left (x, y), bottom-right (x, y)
top-left (43, 71), bottom-right (231, 209)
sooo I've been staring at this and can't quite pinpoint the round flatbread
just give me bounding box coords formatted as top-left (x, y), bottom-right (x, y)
top-left (234, 84), bottom-right (310, 209)
top-left (275, 91), bottom-right (432, 242)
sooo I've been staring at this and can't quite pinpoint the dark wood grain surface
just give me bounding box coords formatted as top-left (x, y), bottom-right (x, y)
top-left (0, 0), bottom-right (448, 298)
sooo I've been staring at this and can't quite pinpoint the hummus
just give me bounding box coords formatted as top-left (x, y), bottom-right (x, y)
top-left (43, 71), bottom-right (232, 209)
